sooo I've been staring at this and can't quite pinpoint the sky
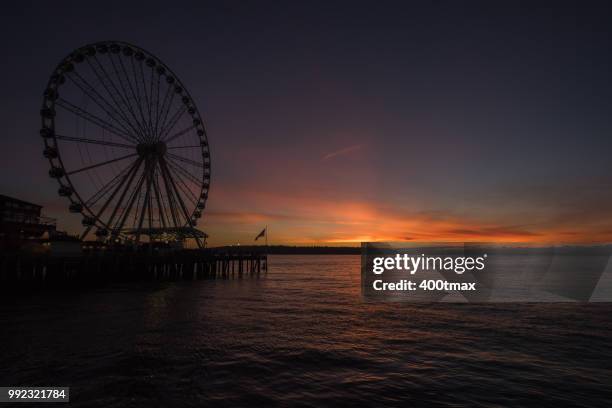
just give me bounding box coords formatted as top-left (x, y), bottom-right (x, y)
top-left (1, 1), bottom-right (612, 246)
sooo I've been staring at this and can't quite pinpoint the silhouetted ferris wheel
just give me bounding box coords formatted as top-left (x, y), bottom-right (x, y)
top-left (40, 41), bottom-right (210, 247)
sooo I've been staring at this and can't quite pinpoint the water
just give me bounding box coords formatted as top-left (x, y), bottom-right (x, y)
top-left (1, 255), bottom-right (611, 406)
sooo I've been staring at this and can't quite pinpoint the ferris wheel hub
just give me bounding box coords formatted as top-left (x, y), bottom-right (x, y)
top-left (136, 141), bottom-right (167, 158)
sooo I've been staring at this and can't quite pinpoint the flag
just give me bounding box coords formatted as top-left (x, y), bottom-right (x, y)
top-left (255, 228), bottom-right (266, 241)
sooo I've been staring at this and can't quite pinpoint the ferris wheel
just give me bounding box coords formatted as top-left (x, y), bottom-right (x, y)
top-left (40, 41), bottom-right (210, 247)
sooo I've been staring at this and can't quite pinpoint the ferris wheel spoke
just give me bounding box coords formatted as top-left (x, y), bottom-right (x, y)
top-left (155, 85), bottom-right (173, 142)
top-left (136, 62), bottom-right (154, 142)
top-left (87, 56), bottom-right (146, 142)
top-left (163, 125), bottom-right (196, 144)
top-left (148, 168), bottom-right (159, 230)
top-left (81, 157), bottom-right (143, 239)
top-left (166, 157), bottom-right (203, 186)
top-left (156, 87), bottom-right (175, 141)
top-left (56, 98), bottom-right (137, 144)
top-left (114, 163), bottom-right (147, 233)
top-left (148, 67), bottom-right (156, 144)
top-left (131, 189), bottom-right (142, 229)
top-left (66, 152), bottom-right (138, 176)
top-left (84, 160), bottom-right (135, 207)
top-left (167, 145), bottom-right (201, 149)
top-left (167, 152), bottom-right (203, 168)
top-left (134, 159), bottom-right (156, 241)
top-left (67, 71), bottom-right (141, 142)
top-left (139, 66), bottom-right (154, 145)
top-left (171, 171), bottom-right (199, 206)
top-left (166, 170), bottom-right (185, 227)
top-left (87, 56), bottom-right (143, 138)
top-left (158, 104), bottom-right (187, 141)
top-left (126, 57), bottom-right (153, 141)
top-left (153, 75), bottom-right (164, 139)
top-left (152, 170), bottom-right (168, 228)
top-left (158, 160), bottom-right (181, 227)
top-left (55, 134), bottom-right (135, 149)
top-left (166, 160), bottom-right (198, 203)
top-left (160, 158), bottom-right (192, 226)
top-left (86, 174), bottom-right (125, 209)
top-left (147, 188), bottom-right (154, 231)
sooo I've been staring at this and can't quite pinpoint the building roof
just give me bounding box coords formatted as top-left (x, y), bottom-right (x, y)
top-left (0, 194), bottom-right (43, 209)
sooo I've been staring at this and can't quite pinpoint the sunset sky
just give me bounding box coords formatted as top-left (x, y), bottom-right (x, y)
top-left (2, 1), bottom-right (612, 245)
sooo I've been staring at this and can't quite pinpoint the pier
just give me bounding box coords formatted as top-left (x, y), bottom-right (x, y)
top-left (0, 250), bottom-right (267, 288)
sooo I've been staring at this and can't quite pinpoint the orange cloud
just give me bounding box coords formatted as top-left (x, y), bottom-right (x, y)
top-left (199, 182), bottom-right (612, 246)
top-left (322, 144), bottom-right (363, 161)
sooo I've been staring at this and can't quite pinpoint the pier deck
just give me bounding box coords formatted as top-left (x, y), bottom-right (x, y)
top-left (0, 250), bottom-right (267, 287)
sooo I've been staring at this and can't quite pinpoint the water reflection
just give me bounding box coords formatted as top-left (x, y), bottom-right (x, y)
top-left (1, 255), bottom-right (611, 406)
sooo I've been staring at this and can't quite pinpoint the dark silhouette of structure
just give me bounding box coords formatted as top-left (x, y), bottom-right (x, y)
top-left (40, 41), bottom-right (210, 248)
top-left (0, 194), bottom-right (56, 249)
top-left (0, 250), bottom-right (267, 287)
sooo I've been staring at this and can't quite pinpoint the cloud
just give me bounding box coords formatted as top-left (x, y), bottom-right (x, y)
top-left (200, 178), bottom-right (612, 245)
top-left (322, 144), bottom-right (363, 161)
top-left (444, 227), bottom-right (542, 238)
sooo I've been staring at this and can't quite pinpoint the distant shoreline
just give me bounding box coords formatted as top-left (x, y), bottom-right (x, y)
top-left (210, 245), bottom-right (360, 255)
top-left (208, 244), bottom-right (612, 256)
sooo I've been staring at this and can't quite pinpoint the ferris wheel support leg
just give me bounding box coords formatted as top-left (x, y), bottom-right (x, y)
top-left (135, 158), bottom-right (157, 243)
top-left (104, 157), bottom-right (144, 238)
top-left (80, 157), bottom-right (143, 241)
top-left (115, 164), bottom-right (148, 239)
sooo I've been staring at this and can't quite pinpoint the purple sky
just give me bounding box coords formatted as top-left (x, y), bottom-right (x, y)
top-left (2, 1), bottom-right (612, 245)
